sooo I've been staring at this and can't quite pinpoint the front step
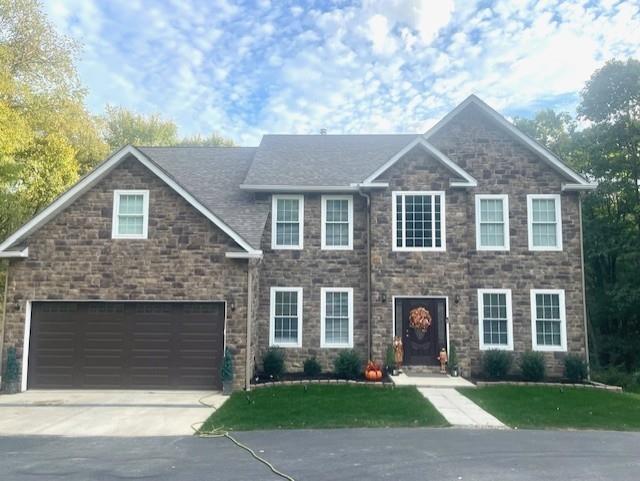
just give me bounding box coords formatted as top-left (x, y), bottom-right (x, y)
top-left (403, 365), bottom-right (445, 376)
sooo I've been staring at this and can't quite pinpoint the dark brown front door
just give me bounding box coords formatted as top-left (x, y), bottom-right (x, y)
top-left (28, 301), bottom-right (225, 390)
top-left (399, 298), bottom-right (447, 366)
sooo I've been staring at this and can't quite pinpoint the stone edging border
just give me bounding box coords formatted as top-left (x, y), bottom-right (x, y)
top-left (475, 380), bottom-right (623, 391)
top-left (250, 379), bottom-right (394, 389)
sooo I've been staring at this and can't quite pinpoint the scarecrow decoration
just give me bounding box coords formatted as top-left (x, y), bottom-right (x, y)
top-left (393, 336), bottom-right (404, 371)
top-left (437, 348), bottom-right (448, 374)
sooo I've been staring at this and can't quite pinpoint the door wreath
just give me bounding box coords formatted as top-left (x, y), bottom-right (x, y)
top-left (409, 306), bottom-right (432, 339)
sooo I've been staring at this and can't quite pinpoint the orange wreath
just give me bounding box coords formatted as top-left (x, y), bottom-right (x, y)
top-left (409, 307), bottom-right (432, 332)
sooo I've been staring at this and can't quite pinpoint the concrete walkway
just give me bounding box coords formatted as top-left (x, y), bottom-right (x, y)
top-left (419, 387), bottom-right (507, 428)
top-left (0, 390), bottom-right (226, 436)
top-left (391, 371), bottom-right (475, 388)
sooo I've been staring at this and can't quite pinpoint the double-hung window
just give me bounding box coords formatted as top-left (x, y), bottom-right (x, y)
top-left (272, 195), bottom-right (304, 249)
top-left (321, 195), bottom-right (353, 250)
top-left (478, 289), bottom-right (513, 350)
top-left (269, 287), bottom-right (303, 347)
top-left (527, 194), bottom-right (562, 251)
top-left (531, 289), bottom-right (566, 351)
top-left (320, 288), bottom-right (353, 348)
top-left (393, 191), bottom-right (445, 251)
top-left (112, 190), bottom-right (149, 239)
top-left (476, 195), bottom-right (509, 250)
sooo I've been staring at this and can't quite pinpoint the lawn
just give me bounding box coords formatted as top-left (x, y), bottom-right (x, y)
top-left (199, 384), bottom-right (448, 432)
top-left (459, 385), bottom-right (640, 431)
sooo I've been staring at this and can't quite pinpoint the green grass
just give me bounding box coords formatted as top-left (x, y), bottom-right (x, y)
top-left (459, 386), bottom-right (640, 431)
top-left (200, 385), bottom-right (448, 432)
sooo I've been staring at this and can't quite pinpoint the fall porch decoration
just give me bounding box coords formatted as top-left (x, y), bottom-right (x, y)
top-left (365, 361), bottom-right (383, 381)
top-left (409, 306), bottom-right (432, 332)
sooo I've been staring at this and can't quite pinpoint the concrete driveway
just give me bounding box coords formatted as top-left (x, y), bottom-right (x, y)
top-left (0, 390), bottom-right (226, 436)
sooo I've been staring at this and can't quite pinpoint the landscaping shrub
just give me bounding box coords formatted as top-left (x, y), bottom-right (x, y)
top-left (385, 345), bottom-right (395, 372)
top-left (263, 348), bottom-right (285, 379)
top-left (448, 344), bottom-right (458, 374)
top-left (564, 354), bottom-right (587, 382)
top-left (334, 349), bottom-right (362, 379)
top-left (303, 357), bottom-right (322, 377)
top-left (482, 350), bottom-right (512, 380)
top-left (520, 351), bottom-right (546, 382)
top-left (4, 346), bottom-right (19, 384)
top-left (592, 366), bottom-right (630, 387)
top-left (221, 347), bottom-right (233, 382)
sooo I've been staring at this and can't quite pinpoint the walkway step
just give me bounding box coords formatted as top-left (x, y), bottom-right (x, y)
top-left (419, 388), bottom-right (507, 429)
top-left (390, 372), bottom-right (475, 388)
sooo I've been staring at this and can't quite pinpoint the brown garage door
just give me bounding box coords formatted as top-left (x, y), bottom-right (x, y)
top-left (27, 302), bottom-right (225, 390)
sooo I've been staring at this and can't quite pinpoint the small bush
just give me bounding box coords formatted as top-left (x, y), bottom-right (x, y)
top-left (592, 367), bottom-right (632, 388)
top-left (448, 344), bottom-right (458, 372)
top-left (263, 348), bottom-right (285, 379)
top-left (385, 345), bottom-right (395, 371)
top-left (564, 355), bottom-right (587, 382)
top-left (482, 350), bottom-right (512, 380)
top-left (520, 351), bottom-right (546, 381)
top-left (303, 357), bottom-right (322, 377)
top-left (221, 347), bottom-right (233, 382)
top-left (334, 349), bottom-right (362, 379)
top-left (4, 346), bottom-right (19, 383)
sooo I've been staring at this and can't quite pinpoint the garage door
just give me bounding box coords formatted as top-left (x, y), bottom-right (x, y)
top-left (27, 302), bottom-right (225, 390)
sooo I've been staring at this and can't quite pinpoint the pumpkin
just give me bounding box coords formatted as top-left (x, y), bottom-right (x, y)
top-left (364, 360), bottom-right (383, 382)
top-left (375, 370), bottom-right (383, 381)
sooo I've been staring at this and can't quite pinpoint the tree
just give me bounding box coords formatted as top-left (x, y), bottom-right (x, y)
top-left (101, 106), bottom-right (178, 151)
top-left (177, 132), bottom-right (234, 147)
top-left (514, 110), bottom-right (577, 163)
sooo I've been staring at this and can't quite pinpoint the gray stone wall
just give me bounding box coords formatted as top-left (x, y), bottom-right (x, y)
top-left (2, 156), bottom-right (250, 390)
top-left (256, 193), bottom-right (369, 372)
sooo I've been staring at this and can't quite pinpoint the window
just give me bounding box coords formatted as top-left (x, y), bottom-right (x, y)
top-left (320, 288), bottom-right (353, 348)
top-left (476, 195), bottom-right (509, 250)
top-left (272, 195), bottom-right (304, 249)
top-left (531, 289), bottom-right (567, 351)
top-left (478, 289), bottom-right (513, 350)
top-left (112, 190), bottom-right (149, 239)
top-left (527, 194), bottom-right (562, 251)
top-left (392, 191), bottom-right (445, 251)
top-left (321, 195), bottom-right (353, 250)
top-left (269, 287), bottom-right (303, 347)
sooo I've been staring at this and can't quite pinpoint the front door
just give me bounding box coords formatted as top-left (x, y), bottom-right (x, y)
top-left (399, 298), bottom-right (446, 366)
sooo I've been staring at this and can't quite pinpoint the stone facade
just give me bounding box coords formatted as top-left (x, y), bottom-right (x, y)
top-left (2, 157), bottom-right (251, 390)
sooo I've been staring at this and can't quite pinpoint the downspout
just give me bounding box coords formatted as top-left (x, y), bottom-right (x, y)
top-left (578, 194), bottom-right (591, 380)
top-left (245, 259), bottom-right (256, 392)
top-left (0, 263), bottom-right (9, 385)
top-left (357, 187), bottom-right (372, 361)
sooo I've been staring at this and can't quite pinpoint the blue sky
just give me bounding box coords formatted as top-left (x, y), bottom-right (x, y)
top-left (44, 0), bottom-right (639, 145)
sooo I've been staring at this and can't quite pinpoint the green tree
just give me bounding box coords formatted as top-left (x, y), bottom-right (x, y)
top-left (101, 106), bottom-right (178, 151)
top-left (177, 132), bottom-right (234, 147)
top-left (514, 109), bottom-right (577, 161)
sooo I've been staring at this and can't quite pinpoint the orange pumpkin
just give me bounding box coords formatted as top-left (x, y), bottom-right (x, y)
top-left (375, 370), bottom-right (383, 381)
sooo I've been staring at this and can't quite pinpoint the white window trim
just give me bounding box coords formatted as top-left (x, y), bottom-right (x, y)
top-left (320, 287), bottom-right (354, 348)
top-left (392, 191), bottom-right (446, 252)
top-left (271, 195), bottom-right (304, 250)
top-left (269, 287), bottom-right (303, 348)
top-left (478, 289), bottom-right (514, 351)
top-left (321, 195), bottom-right (353, 250)
top-left (527, 194), bottom-right (563, 251)
top-left (475, 194), bottom-right (510, 251)
top-left (530, 288), bottom-right (567, 352)
top-left (111, 190), bottom-right (149, 239)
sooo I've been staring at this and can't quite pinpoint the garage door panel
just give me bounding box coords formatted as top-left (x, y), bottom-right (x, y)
top-left (28, 301), bottom-right (224, 389)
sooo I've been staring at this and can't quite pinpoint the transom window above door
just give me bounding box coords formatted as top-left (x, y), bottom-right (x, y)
top-left (393, 191), bottom-right (445, 251)
top-left (321, 195), bottom-right (353, 250)
top-left (475, 195), bottom-right (509, 251)
top-left (527, 194), bottom-right (562, 251)
top-left (112, 190), bottom-right (149, 239)
top-left (272, 195), bottom-right (304, 249)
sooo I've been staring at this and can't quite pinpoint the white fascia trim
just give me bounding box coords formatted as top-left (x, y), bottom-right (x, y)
top-left (475, 194), bottom-right (510, 251)
top-left (225, 250), bottom-right (264, 259)
top-left (269, 287), bottom-right (303, 348)
top-left (0, 247), bottom-right (28, 258)
top-left (362, 137), bottom-right (477, 187)
top-left (350, 182), bottom-right (389, 189)
top-left (478, 288), bottom-right (514, 351)
top-left (241, 184), bottom-right (359, 193)
top-left (527, 194), bottom-right (563, 251)
top-left (425, 95), bottom-right (591, 186)
top-left (561, 183), bottom-right (598, 192)
top-left (271, 194), bottom-right (304, 250)
top-left (530, 289), bottom-right (567, 352)
top-left (321, 195), bottom-right (353, 250)
top-left (0, 145), bottom-right (260, 256)
top-left (320, 287), bottom-right (354, 348)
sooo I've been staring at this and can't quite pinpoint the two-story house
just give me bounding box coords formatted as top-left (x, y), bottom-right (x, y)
top-left (0, 95), bottom-right (595, 391)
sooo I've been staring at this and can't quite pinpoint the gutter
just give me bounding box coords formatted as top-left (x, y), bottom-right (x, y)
top-left (0, 265), bottom-right (9, 386)
top-left (578, 194), bottom-right (591, 380)
top-left (357, 185), bottom-right (373, 361)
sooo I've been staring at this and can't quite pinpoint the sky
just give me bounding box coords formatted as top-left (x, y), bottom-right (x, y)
top-left (43, 0), bottom-right (640, 145)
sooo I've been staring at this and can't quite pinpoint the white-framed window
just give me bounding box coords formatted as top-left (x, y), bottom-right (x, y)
top-left (271, 195), bottom-right (304, 250)
top-left (531, 289), bottom-right (567, 352)
top-left (478, 289), bottom-right (513, 350)
top-left (320, 287), bottom-right (354, 348)
top-left (476, 194), bottom-right (509, 251)
top-left (321, 195), bottom-right (353, 250)
top-left (392, 191), bottom-right (445, 251)
top-left (112, 190), bottom-right (149, 239)
top-left (527, 194), bottom-right (562, 251)
top-left (269, 287), bottom-right (303, 347)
